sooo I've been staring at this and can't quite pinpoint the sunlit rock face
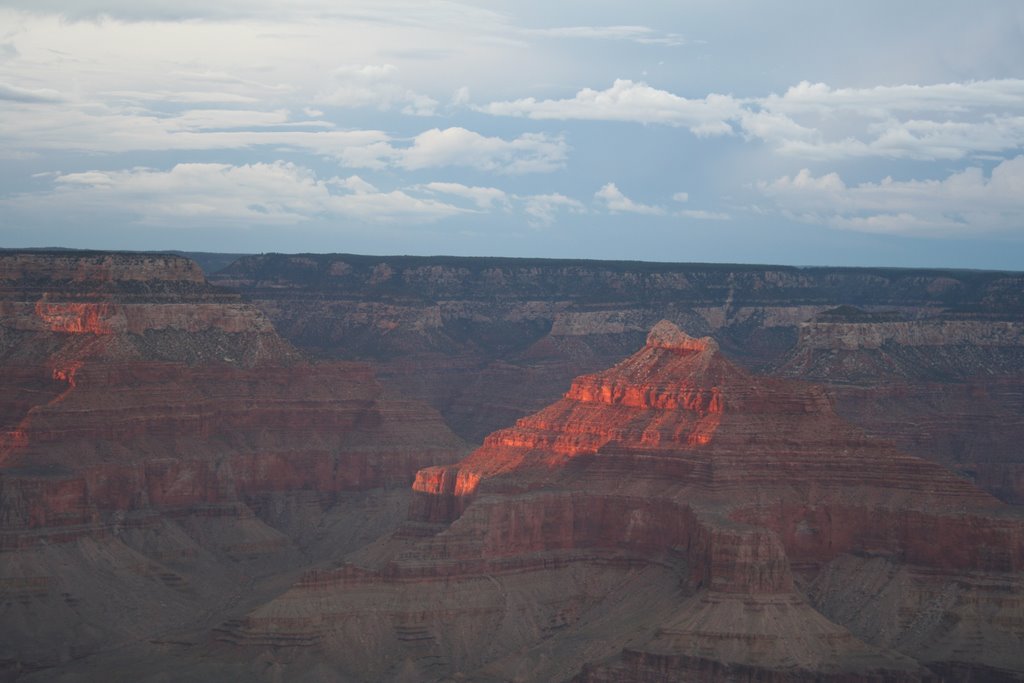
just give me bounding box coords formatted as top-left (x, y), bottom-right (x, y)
top-left (212, 254), bottom-right (1024, 506)
top-left (224, 322), bottom-right (1024, 682)
top-left (0, 252), bottom-right (467, 674)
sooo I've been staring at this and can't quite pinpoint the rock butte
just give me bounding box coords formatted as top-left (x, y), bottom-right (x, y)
top-left (220, 321), bottom-right (1024, 682)
top-left (212, 253), bottom-right (1024, 505)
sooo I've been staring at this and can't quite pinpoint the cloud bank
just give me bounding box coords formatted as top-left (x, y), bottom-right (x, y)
top-left (759, 155), bottom-right (1024, 235)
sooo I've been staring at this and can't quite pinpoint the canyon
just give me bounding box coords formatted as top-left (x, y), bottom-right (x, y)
top-left (0, 252), bottom-right (467, 679)
top-left (214, 253), bottom-right (1024, 503)
top-left (2, 250), bottom-right (1023, 681)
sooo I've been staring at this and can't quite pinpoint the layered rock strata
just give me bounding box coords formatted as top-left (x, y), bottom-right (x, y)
top-left (775, 309), bottom-right (1024, 504)
top-left (221, 322), bottom-right (1024, 681)
top-left (0, 252), bottom-right (466, 676)
top-left (211, 254), bottom-right (1024, 508)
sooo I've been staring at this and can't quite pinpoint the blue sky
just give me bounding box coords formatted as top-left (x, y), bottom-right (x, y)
top-left (2, 1), bottom-right (1023, 268)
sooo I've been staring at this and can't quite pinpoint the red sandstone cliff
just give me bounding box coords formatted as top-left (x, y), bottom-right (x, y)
top-left (210, 254), bottom-right (1024, 512)
top-left (6, 251), bottom-right (1024, 682)
top-left (0, 252), bottom-right (467, 677)
top-left (213, 321), bottom-right (1024, 682)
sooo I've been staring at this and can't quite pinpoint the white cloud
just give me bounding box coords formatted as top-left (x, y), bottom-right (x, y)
top-left (315, 63), bottom-right (438, 116)
top-left (594, 182), bottom-right (665, 215)
top-left (0, 82), bottom-right (62, 102)
top-left (0, 96), bottom-right (562, 173)
top-left (103, 90), bottom-right (262, 104)
top-left (0, 97), bottom-right (394, 157)
top-left (6, 162), bottom-right (467, 225)
top-left (451, 86), bottom-right (471, 107)
top-left (395, 127), bottom-right (568, 174)
top-left (764, 79), bottom-right (1024, 116)
top-left (6, 162), bottom-right (598, 229)
top-left (521, 193), bottom-right (585, 227)
top-left (677, 209), bottom-right (730, 221)
top-left (331, 174), bottom-right (378, 194)
top-left (758, 155), bottom-right (1024, 235)
top-left (418, 181), bottom-right (509, 209)
top-left (481, 79), bottom-right (741, 136)
top-left (672, 191), bottom-right (689, 202)
top-left (525, 25), bottom-right (687, 46)
top-left (170, 108), bottom-right (301, 130)
top-left (1, 1), bottom-right (513, 28)
top-left (742, 79), bottom-right (1024, 160)
top-left (480, 76), bottom-right (1024, 161)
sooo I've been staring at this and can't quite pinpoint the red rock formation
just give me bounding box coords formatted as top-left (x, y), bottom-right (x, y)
top-left (776, 314), bottom-right (1024, 504)
top-left (222, 321), bottom-right (1023, 681)
top-left (0, 252), bottom-right (467, 675)
top-left (212, 254), bottom-right (1024, 477)
top-left (7, 250), bottom-right (1024, 681)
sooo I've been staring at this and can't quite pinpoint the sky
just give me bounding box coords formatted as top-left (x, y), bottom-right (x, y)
top-left (1, 1), bottom-right (1024, 269)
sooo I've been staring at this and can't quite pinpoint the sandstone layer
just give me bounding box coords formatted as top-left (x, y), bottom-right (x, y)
top-left (212, 254), bottom-right (1024, 506)
top-left (212, 322), bottom-right (1024, 682)
top-left (0, 252), bottom-right (467, 678)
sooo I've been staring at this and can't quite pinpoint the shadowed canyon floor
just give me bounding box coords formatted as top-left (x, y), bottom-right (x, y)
top-left (2, 251), bottom-right (1024, 681)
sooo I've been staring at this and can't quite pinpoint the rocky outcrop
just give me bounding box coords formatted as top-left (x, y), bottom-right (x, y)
top-left (210, 254), bottom-right (1024, 510)
top-left (218, 322), bottom-right (1024, 681)
top-left (7, 249), bottom-right (1024, 681)
top-left (774, 310), bottom-right (1024, 504)
top-left (0, 252), bottom-right (467, 676)
top-left (0, 251), bottom-right (206, 286)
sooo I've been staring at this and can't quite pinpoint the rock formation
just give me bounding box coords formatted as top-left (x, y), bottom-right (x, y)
top-left (0, 252), bottom-right (467, 677)
top-left (212, 321), bottom-right (1024, 681)
top-left (5, 249), bottom-right (1024, 682)
top-left (211, 254), bottom-right (1024, 507)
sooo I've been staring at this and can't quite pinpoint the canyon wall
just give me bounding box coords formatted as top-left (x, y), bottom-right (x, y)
top-left (203, 322), bottom-right (1024, 682)
top-left (0, 252), bottom-right (467, 678)
top-left (4, 250), bottom-right (1023, 681)
top-left (212, 253), bottom-right (1024, 503)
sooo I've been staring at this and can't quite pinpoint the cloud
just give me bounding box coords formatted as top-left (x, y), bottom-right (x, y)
top-left (0, 96), bottom-right (394, 157)
top-left (481, 79), bottom-right (741, 136)
top-left (743, 112), bottom-right (1024, 161)
top-left (0, 1), bottom-right (512, 29)
top-left (104, 90), bottom-right (262, 104)
top-left (7, 162), bottom-right (598, 229)
top-left (672, 191), bottom-right (689, 202)
top-left (758, 155), bottom-right (1024, 235)
top-left (0, 82), bottom-right (62, 103)
top-left (525, 25), bottom-right (688, 46)
top-left (741, 79), bottom-right (1024, 160)
top-left (395, 127), bottom-right (568, 174)
top-left (595, 182), bottom-right (665, 215)
top-left (315, 63), bottom-right (438, 116)
top-left (677, 209), bottom-right (731, 221)
top-left (0, 97), bottom-right (563, 173)
top-left (763, 79), bottom-right (1024, 116)
top-left (6, 162), bottom-right (467, 225)
top-left (451, 86), bottom-right (471, 107)
top-left (418, 182), bottom-right (510, 209)
top-left (332, 174), bottom-right (379, 194)
top-left (480, 76), bottom-right (1024, 160)
top-left (521, 193), bottom-right (585, 227)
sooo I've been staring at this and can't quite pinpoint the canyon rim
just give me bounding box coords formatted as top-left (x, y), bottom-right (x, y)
top-left (1, 250), bottom-right (1022, 681)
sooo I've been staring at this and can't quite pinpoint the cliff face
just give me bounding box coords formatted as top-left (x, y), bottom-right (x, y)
top-left (212, 253), bottom-right (1024, 505)
top-left (775, 312), bottom-right (1024, 504)
top-left (0, 252), bottom-right (466, 676)
top-left (7, 251), bottom-right (1024, 681)
top-left (217, 322), bottom-right (1024, 682)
